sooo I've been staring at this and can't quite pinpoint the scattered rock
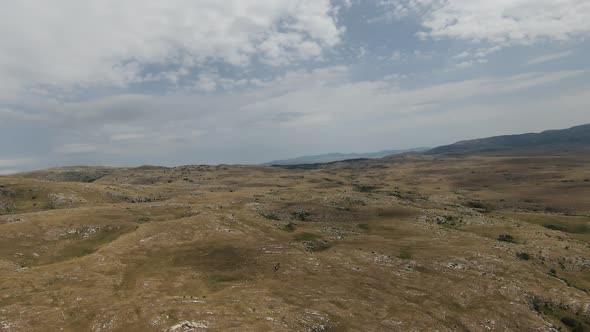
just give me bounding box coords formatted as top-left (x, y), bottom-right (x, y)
top-left (169, 321), bottom-right (208, 331)
top-left (0, 320), bottom-right (17, 330)
top-left (447, 263), bottom-right (466, 270)
top-left (303, 240), bottom-right (330, 252)
top-left (436, 216), bottom-right (448, 224)
top-left (320, 226), bottom-right (358, 235)
top-left (45, 225), bottom-right (119, 240)
top-left (127, 197), bottom-right (158, 203)
top-left (311, 324), bottom-right (331, 332)
top-left (48, 192), bottom-right (87, 209)
top-left (566, 256), bottom-right (590, 272)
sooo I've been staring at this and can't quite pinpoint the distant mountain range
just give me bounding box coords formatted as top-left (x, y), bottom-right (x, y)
top-left (261, 147), bottom-right (429, 166)
top-left (263, 124), bottom-right (590, 166)
top-left (427, 124), bottom-right (590, 155)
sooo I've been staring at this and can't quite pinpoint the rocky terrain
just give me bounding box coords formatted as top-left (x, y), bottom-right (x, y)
top-left (0, 150), bottom-right (589, 331)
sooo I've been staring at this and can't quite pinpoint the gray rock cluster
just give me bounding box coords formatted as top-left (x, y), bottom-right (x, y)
top-left (303, 240), bottom-right (330, 252)
top-left (127, 196), bottom-right (164, 203)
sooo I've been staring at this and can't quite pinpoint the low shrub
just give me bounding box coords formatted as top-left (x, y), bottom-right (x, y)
top-left (291, 209), bottom-right (311, 221)
top-left (260, 212), bottom-right (280, 221)
top-left (281, 222), bottom-right (297, 232)
top-left (498, 234), bottom-right (516, 243)
top-left (561, 317), bottom-right (583, 331)
top-left (353, 184), bottom-right (378, 193)
top-left (544, 224), bottom-right (567, 232)
top-left (465, 201), bottom-right (488, 210)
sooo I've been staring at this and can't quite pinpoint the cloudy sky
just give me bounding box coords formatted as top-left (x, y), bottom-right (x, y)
top-left (1, 0), bottom-right (589, 173)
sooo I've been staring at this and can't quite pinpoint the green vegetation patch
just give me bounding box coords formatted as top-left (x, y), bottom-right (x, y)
top-left (544, 224), bottom-right (568, 232)
top-left (208, 274), bottom-right (242, 284)
top-left (398, 249), bottom-right (412, 260)
top-left (502, 212), bottom-right (590, 244)
top-left (294, 232), bottom-right (321, 241)
top-left (206, 273), bottom-right (247, 291)
top-left (465, 200), bottom-right (492, 211)
top-left (387, 190), bottom-right (427, 201)
top-left (357, 223), bottom-right (369, 230)
top-left (512, 213), bottom-right (589, 234)
top-left (353, 184), bottom-right (378, 193)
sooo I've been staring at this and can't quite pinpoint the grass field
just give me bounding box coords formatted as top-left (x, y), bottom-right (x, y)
top-left (0, 152), bottom-right (589, 331)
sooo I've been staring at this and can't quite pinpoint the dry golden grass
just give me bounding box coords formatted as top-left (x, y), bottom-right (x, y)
top-left (0, 151), bottom-right (589, 331)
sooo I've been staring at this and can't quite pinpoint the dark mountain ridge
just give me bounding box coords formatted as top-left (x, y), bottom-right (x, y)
top-left (427, 124), bottom-right (590, 155)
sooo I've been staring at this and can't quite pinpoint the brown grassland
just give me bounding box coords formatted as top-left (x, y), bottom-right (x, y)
top-left (0, 149), bottom-right (589, 331)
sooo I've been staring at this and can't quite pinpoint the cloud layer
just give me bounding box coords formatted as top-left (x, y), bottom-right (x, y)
top-left (383, 0), bottom-right (590, 44)
top-left (1, 0), bottom-right (341, 97)
top-left (1, 0), bottom-right (589, 171)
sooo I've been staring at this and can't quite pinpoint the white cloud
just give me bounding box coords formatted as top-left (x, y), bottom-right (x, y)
top-left (454, 58), bottom-right (488, 68)
top-left (2, 66), bottom-right (589, 165)
top-left (1, 1), bottom-right (588, 167)
top-left (526, 50), bottom-right (574, 65)
top-left (453, 46), bottom-right (502, 60)
top-left (339, 0), bottom-right (355, 9)
top-left (54, 144), bottom-right (102, 155)
top-left (14, 67), bottom-right (587, 132)
top-left (0, 159), bottom-right (35, 168)
top-left (0, 0), bottom-right (341, 97)
top-left (382, 0), bottom-right (590, 44)
top-left (195, 72), bottom-right (221, 93)
top-left (357, 46), bottom-right (368, 59)
top-left (0, 108), bottom-right (48, 122)
top-left (0, 159), bottom-right (36, 175)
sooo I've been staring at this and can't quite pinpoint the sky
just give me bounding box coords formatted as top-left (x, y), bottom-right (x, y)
top-left (1, 0), bottom-right (590, 173)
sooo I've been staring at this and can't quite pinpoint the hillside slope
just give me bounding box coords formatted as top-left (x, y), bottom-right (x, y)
top-left (1, 153), bottom-right (590, 331)
top-left (427, 124), bottom-right (590, 154)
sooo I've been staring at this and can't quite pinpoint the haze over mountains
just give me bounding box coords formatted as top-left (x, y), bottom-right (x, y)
top-left (261, 148), bottom-right (429, 166)
top-left (262, 124), bottom-right (590, 166)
